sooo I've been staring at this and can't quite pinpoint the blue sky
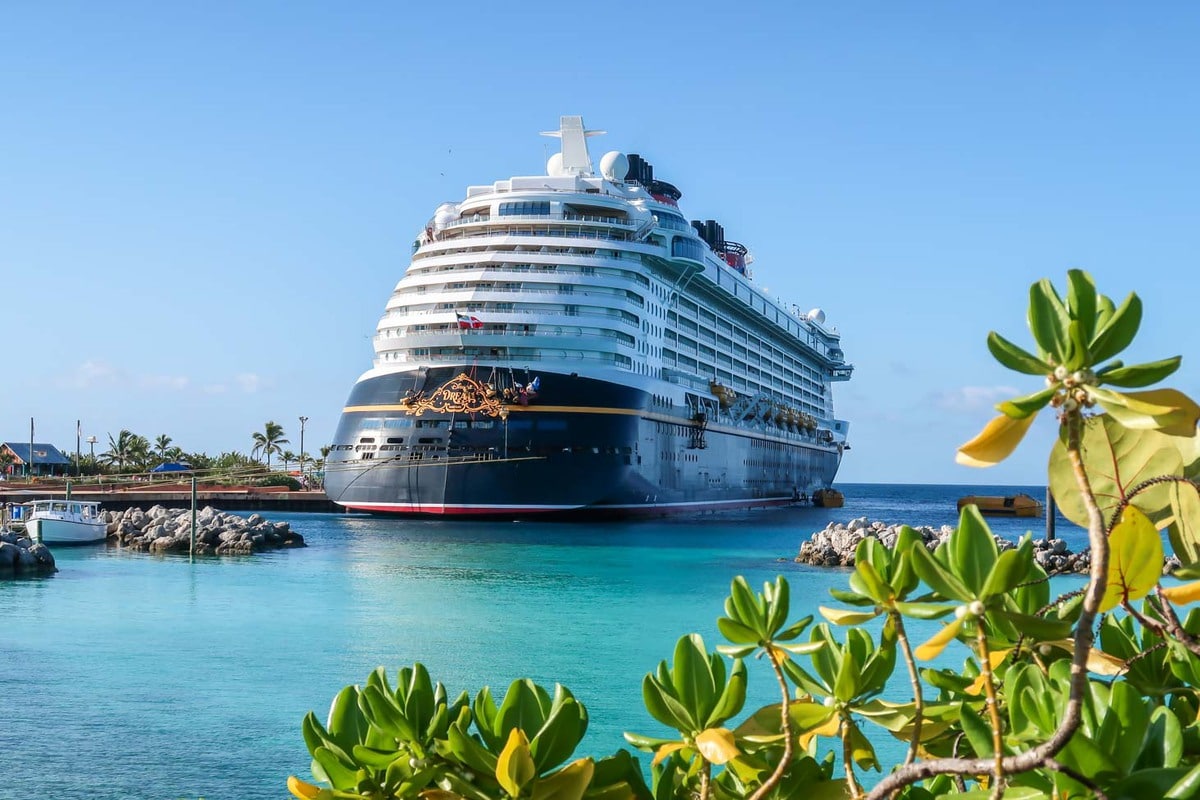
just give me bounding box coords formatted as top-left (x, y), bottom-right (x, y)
top-left (2, 2), bottom-right (1197, 484)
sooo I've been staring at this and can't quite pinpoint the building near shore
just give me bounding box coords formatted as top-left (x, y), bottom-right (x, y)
top-left (0, 442), bottom-right (72, 477)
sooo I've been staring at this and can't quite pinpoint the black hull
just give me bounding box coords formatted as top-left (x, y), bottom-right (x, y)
top-left (324, 367), bottom-right (842, 518)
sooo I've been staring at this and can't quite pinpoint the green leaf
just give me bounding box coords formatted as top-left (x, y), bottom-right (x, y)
top-left (987, 331), bottom-right (1052, 376)
top-left (958, 702), bottom-right (993, 757)
top-left (1166, 481), bottom-right (1200, 569)
top-left (529, 694), bottom-right (586, 773)
top-left (312, 746), bottom-right (360, 791)
top-left (1066, 269), bottom-right (1097, 344)
top-left (1049, 414), bottom-right (1181, 529)
top-left (326, 686), bottom-right (366, 758)
top-left (1137, 706), bottom-right (1184, 770)
top-left (1166, 761), bottom-right (1200, 798)
top-left (671, 635), bottom-right (714, 721)
top-left (992, 611), bottom-right (1073, 641)
top-left (764, 576), bottom-right (790, 636)
top-left (980, 539), bottom-right (1033, 599)
top-left (705, 659), bottom-right (747, 727)
top-left (1089, 291), bottom-right (1142, 363)
top-left (848, 560), bottom-right (889, 603)
top-left (997, 386), bottom-right (1057, 420)
top-left (892, 600), bottom-right (957, 619)
top-left (716, 617), bottom-right (761, 645)
top-left (727, 577), bottom-right (763, 636)
top-left (1101, 505), bottom-right (1165, 612)
top-left (641, 675), bottom-right (694, 733)
top-left (360, 685), bottom-right (417, 742)
top-left (1028, 278), bottom-right (1070, 363)
top-left (909, 542), bottom-right (972, 602)
top-left (1100, 356), bottom-right (1182, 388)
top-left (950, 504), bottom-right (999, 596)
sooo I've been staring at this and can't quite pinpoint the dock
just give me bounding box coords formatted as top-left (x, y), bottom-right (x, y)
top-left (0, 485), bottom-right (344, 513)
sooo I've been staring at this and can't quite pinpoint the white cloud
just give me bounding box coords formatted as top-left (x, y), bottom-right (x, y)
top-left (235, 373), bottom-right (267, 393)
top-left (57, 360), bottom-right (125, 389)
top-left (137, 375), bottom-right (191, 391)
top-left (933, 385), bottom-right (1021, 414)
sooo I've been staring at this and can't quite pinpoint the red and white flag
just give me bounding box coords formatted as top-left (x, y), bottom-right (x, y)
top-left (456, 313), bottom-right (484, 330)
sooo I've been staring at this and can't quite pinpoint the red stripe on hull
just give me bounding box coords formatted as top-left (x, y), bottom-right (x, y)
top-left (341, 497), bottom-right (798, 518)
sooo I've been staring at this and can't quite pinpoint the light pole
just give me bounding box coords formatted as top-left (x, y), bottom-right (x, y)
top-left (86, 436), bottom-right (97, 476)
top-left (299, 416), bottom-right (309, 483)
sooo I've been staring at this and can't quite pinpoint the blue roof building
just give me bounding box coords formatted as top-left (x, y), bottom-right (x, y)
top-left (1, 442), bottom-right (72, 477)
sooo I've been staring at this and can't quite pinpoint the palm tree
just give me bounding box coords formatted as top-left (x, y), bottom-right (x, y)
top-left (251, 421), bottom-right (289, 470)
top-left (100, 430), bottom-right (139, 472)
top-left (281, 450), bottom-right (298, 472)
top-left (154, 434), bottom-right (173, 463)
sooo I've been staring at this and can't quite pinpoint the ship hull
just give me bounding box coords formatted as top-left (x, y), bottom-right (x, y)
top-left (324, 367), bottom-right (842, 518)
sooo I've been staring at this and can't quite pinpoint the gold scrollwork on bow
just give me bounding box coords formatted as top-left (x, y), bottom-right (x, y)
top-left (401, 373), bottom-right (503, 417)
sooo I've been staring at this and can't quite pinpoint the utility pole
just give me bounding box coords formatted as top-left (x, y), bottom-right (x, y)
top-left (299, 416), bottom-right (309, 484)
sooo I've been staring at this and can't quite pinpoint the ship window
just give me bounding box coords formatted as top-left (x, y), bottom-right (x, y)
top-left (358, 437), bottom-right (376, 444)
top-left (360, 419), bottom-right (383, 428)
top-left (415, 420), bottom-right (446, 428)
top-left (384, 418), bottom-right (413, 429)
top-left (499, 201), bottom-right (551, 216)
top-left (671, 237), bottom-right (704, 262)
top-left (387, 437), bottom-right (404, 444)
top-left (418, 437), bottom-right (439, 444)
top-left (473, 421), bottom-right (495, 429)
top-left (507, 420), bottom-right (533, 431)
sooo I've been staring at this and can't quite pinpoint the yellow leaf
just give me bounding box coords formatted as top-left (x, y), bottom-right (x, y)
top-left (422, 792), bottom-right (468, 800)
top-left (496, 728), bottom-right (536, 797)
top-left (651, 741), bottom-right (687, 766)
top-left (1162, 580), bottom-right (1200, 606)
top-left (694, 727), bottom-right (741, 765)
top-left (1038, 639), bottom-right (1126, 676)
top-left (531, 759), bottom-right (595, 800)
top-left (819, 605), bottom-right (880, 625)
top-left (964, 649), bottom-right (1012, 695)
top-left (1127, 389), bottom-right (1200, 437)
top-left (914, 615), bottom-right (966, 660)
top-left (1101, 505), bottom-right (1164, 612)
top-left (796, 710), bottom-right (841, 749)
top-left (287, 776), bottom-right (322, 800)
top-left (956, 413), bottom-right (1037, 468)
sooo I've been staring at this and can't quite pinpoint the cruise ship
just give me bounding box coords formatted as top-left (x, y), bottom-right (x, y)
top-left (323, 116), bottom-right (852, 517)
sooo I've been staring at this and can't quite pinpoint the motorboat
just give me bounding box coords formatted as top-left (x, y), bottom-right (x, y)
top-left (17, 500), bottom-right (108, 545)
top-left (957, 493), bottom-right (1044, 518)
top-left (813, 488), bottom-right (845, 508)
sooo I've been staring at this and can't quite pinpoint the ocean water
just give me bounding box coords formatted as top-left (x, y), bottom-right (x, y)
top-left (0, 483), bottom-right (1081, 800)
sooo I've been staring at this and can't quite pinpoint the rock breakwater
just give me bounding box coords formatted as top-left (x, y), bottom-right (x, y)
top-left (796, 517), bottom-right (1093, 575)
top-left (0, 531), bottom-right (57, 575)
top-left (105, 505), bottom-right (305, 555)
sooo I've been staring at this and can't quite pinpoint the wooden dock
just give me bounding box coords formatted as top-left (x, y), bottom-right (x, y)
top-left (0, 485), bottom-right (345, 513)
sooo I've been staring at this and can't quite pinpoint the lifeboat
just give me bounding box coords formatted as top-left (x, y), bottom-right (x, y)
top-left (773, 405), bottom-right (788, 426)
top-left (709, 381), bottom-right (736, 409)
top-left (957, 493), bottom-right (1044, 518)
top-left (813, 488), bottom-right (845, 508)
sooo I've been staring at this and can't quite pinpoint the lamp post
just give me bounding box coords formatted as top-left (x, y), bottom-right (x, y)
top-left (86, 436), bottom-right (97, 476)
top-left (299, 416), bottom-right (309, 483)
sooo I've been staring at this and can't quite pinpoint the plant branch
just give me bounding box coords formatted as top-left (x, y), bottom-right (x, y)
top-left (699, 758), bottom-right (711, 800)
top-left (746, 648), bottom-right (793, 800)
top-left (865, 410), bottom-right (1108, 799)
top-left (974, 624), bottom-right (1005, 798)
top-left (891, 612), bottom-right (924, 767)
top-left (841, 715), bottom-right (863, 799)
top-left (1044, 758), bottom-right (1109, 800)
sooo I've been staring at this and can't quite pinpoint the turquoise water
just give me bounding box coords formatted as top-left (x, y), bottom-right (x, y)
top-left (0, 484), bottom-right (1078, 799)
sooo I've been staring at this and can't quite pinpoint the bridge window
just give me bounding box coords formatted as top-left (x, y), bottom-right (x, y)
top-left (499, 201), bottom-right (551, 216)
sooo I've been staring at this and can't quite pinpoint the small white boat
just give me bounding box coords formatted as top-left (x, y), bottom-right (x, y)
top-left (18, 500), bottom-right (107, 545)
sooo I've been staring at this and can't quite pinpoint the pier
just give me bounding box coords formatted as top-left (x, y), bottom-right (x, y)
top-left (0, 484), bottom-right (344, 513)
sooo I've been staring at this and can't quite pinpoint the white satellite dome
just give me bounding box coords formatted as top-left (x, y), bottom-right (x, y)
top-left (546, 152), bottom-right (566, 177)
top-left (433, 202), bottom-right (459, 229)
top-left (807, 308), bottom-right (827, 324)
top-left (599, 151), bottom-right (629, 181)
